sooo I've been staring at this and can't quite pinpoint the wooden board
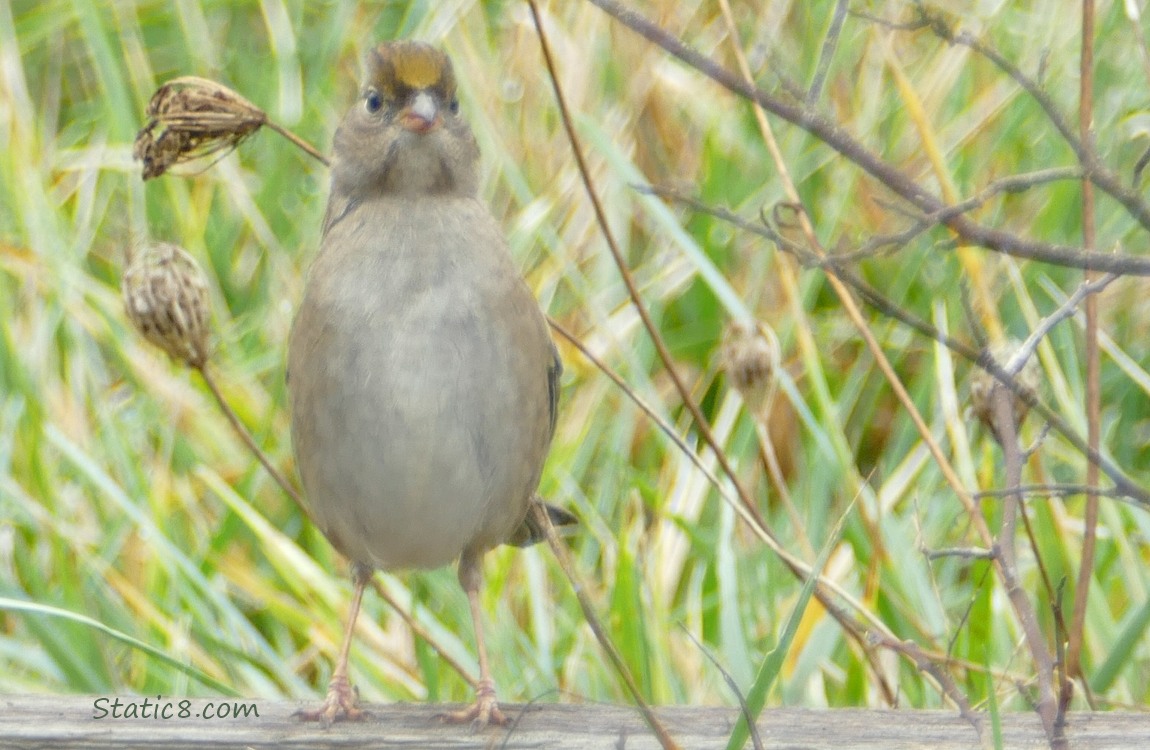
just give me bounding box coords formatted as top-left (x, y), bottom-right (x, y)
top-left (0, 695), bottom-right (1146, 749)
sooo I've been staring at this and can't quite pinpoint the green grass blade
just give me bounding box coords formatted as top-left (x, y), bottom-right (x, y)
top-left (0, 598), bottom-right (237, 696)
top-left (724, 500), bottom-right (853, 750)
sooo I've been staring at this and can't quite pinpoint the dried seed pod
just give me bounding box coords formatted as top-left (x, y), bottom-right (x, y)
top-left (122, 242), bottom-right (211, 369)
top-left (970, 338), bottom-right (1041, 445)
top-left (721, 320), bottom-right (779, 407)
top-left (133, 76), bottom-right (267, 180)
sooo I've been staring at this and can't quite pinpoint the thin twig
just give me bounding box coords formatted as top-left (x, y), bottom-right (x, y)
top-left (527, 1), bottom-right (767, 533)
top-left (638, 184), bottom-right (1149, 506)
top-left (539, 0), bottom-right (902, 707)
top-left (679, 626), bottom-right (764, 750)
top-left (367, 577), bottom-right (477, 689)
top-left (643, 166), bottom-right (1084, 267)
top-left (197, 365), bottom-right (303, 511)
top-left (900, 5), bottom-right (1150, 238)
top-left (867, 631), bottom-right (987, 745)
top-left (582, 0), bottom-right (1150, 275)
top-left (1069, 0), bottom-right (1101, 718)
top-left (837, 168), bottom-right (1084, 263)
top-left (528, 8), bottom-right (682, 748)
top-left (265, 121), bottom-right (331, 167)
top-left (990, 388), bottom-right (1063, 748)
top-left (530, 503), bottom-right (681, 750)
top-left (1006, 273), bottom-right (1117, 375)
top-left (974, 484), bottom-right (1123, 500)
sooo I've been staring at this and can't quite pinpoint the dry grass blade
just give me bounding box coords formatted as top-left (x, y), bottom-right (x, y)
top-left (133, 76), bottom-right (268, 179)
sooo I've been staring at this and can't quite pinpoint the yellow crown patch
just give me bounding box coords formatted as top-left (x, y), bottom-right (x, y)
top-left (368, 41), bottom-right (455, 99)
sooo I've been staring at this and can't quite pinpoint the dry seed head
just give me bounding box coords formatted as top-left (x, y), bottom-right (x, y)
top-left (122, 242), bottom-right (211, 369)
top-left (133, 76), bottom-right (266, 180)
top-left (969, 338), bottom-right (1041, 445)
top-left (721, 321), bottom-right (779, 405)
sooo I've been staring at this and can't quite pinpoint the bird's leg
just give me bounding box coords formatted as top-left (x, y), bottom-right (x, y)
top-left (439, 550), bottom-right (508, 729)
top-left (295, 562), bottom-right (373, 725)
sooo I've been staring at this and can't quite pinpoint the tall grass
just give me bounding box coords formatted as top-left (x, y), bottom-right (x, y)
top-left (1, 0), bottom-right (1147, 724)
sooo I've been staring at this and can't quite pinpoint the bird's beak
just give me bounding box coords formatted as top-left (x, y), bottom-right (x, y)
top-left (399, 92), bottom-right (441, 134)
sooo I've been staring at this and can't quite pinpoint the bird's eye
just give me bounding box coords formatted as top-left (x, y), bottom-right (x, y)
top-left (364, 90), bottom-right (383, 114)
top-left (448, 97), bottom-right (460, 114)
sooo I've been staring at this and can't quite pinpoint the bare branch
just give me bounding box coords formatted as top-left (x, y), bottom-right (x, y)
top-left (1006, 273), bottom-right (1118, 375)
top-left (583, 0), bottom-right (1150, 275)
top-left (634, 185), bottom-right (1149, 504)
top-left (974, 484), bottom-right (1125, 500)
top-left (897, 4), bottom-right (1150, 239)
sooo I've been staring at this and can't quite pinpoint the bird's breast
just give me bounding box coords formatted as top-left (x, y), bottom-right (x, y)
top-left (287, 198), bottom-right (550, 571)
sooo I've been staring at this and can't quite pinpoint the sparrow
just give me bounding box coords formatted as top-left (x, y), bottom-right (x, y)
top-left (287, 40), bottom-right (567, 728)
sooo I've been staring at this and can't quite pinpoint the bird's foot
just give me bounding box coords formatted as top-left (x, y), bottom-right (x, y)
top-left (294, 674), bottom-right (367, 726)
top-left (436, 679), bottom-right (508, 730)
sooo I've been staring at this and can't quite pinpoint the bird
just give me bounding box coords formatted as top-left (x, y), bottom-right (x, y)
top-left (287, 40), bottom-right (567, 729)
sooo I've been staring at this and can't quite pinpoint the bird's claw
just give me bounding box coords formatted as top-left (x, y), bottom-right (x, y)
top-left (435, 679), bottom-right (508, 730)
top-left (294, 674), bottom-right (368, 726)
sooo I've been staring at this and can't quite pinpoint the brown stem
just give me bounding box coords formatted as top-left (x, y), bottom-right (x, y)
top-left (868, 631), bottom-right (986, 744)
top-left (726, 0), bottom-right (954, 711)
top-left (536, 0), bottom-right (899, 710)
top-left (367, 577), bottom-right (478, 689)
top-left (196, 364), bottom-right (304, 512)
top-left (582, 0), bottom-right (1150, 276)
top-left (527, 0), bottom-right (767, 533)
top-left (991, 389), bottom-right (1063, 748)
top-left (530, 503), bottom-right (681, 750)
top-left (1069, 0), bottom-right (1101, 717)
top-left (640, 185), bottom-right (1147, 506)
top-left (870, 5), bottom-right (1150, 239)
top-left (582, 4), bottom-right (1129, 738)
top-left (265, 121), bottom-right (331, 167)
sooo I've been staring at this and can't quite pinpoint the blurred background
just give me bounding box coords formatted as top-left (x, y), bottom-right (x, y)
top-left (1, 0), bottom-right (1148, 715)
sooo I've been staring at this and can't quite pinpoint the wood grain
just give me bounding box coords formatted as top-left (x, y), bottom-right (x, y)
top-left (1, 695), bottom-right (1146, 749)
